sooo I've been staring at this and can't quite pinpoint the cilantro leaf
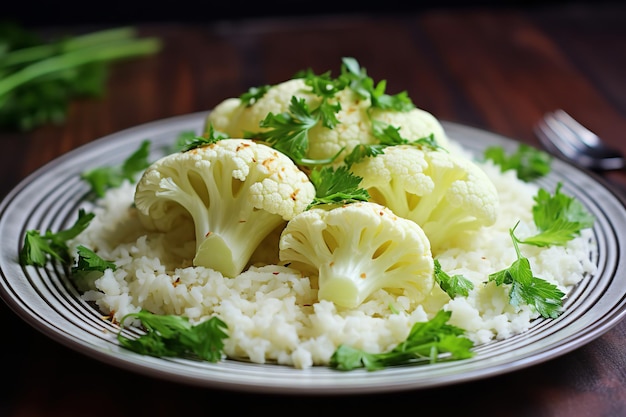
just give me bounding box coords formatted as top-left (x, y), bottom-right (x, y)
top-left (339, 57), bottom-right (414, 111)
top-left (520, 182), bottom-right (594, 247)
top-left (20, 209), bottom-right (95, 267)
top-left (296, 68), bottom-right (348, 99)
top-left (343, 121), bottom-right (441, 167)
top-left (434, 259), bottom-right (474, 298)
top-left (179, 124), bottom-right (229, 152)
top-left (252, 96), bottom-right (320, 165)
top-left (117, 310), bottom-right (228, 362)
top-left (344, 143), bottom-right (386, 167)
top-left (308, 166), bottom-right (370, 208)
top-left (484, 144), bottom-right (552, 182)
top-left (373, 121), bottom-right (440, 150)
top-left (163, 130), bottom-right (197, 154)
top-left (488, 224), bottom-right (566, 318)
top-left (81, 140), bottom-right (151, 197)
top-left (71, 245), bottom-right (116, 273)
top-left (239, 85), bottom-right (271, 107)
top-left (330, 310), bottom-right (474, 371)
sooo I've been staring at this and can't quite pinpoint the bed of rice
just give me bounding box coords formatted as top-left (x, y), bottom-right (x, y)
top-left (69, 141), bottom-right (598, 369)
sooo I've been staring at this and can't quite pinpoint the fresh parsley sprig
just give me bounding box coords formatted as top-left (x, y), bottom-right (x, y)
top-left (178, 124), bottom-right (229, 152)
top-left (81, 139), bottom-right (151, 197)
top-left (330, 310), bottom-right (474, 371)
top-left (20, 209), bottom-right (95, 267)
top-left (308, 165), bottom-right (370, 208)
top-left (344, 121), bottom-right (440, 167)
top-left (339, 57), bottom-right (414, 111)
top-left (298, 68), bottom-right (348, 100)
top-left (239, 85), bottom-right (271, 107)
top-left (484, 144), bottom-right (552, 182)
top-left (519, 182), bottom-right (595, 247)
top-left (489, 223), bottom-right (566, 318)
top-left (253, 96), bottom-right (316, 162)
top-left (71, 245), bottom-right (116, 274)
top-left (297, 67), bottom-right (345, 128)
top-left (251, 96), bottom-right (341, 166)
top-left (434, 259), bottom-right (474, 298)
top-left (117, 310), bottom-right (228, 362)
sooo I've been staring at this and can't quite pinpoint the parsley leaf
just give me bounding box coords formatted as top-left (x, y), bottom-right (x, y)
top-left (339, 57), bottom-right (414, 111)
top-left (520, 182), bottom-right (594, 247)
top-left (239, 85), bottom-right (271, 107)
top-left (20, 209), bottom-right (95, 267)
top-left (434, 259), bottom-right (474, 298)
top-left (373, 122), bottom-right (440, 149)
top-left (344, 121), bottom-right (440, 167)
top-left (488, 224), bottom-right (566, 318)
top-left (484, 144), bottom-right (552, 182)
top-left (117, 310), bottom-right (228, 362)
top-left (296, 67), bottom-right (348, 99)
top-left (164, 130), bottom-right (197, 153)
top-left (179, 124), bottom-right (229, 152)
top-left (71, 245), bottom-right (116, 273)
top-left (81, 140), bottom-right (151, 197)
top-left (343, 143), bottom-right (386, 167)
top-left (308, 165), bottom-right (370, 208)
top-left (252, 96), bottom-right (330, 165)
top-left (330, 310), bottom-right (474, 371)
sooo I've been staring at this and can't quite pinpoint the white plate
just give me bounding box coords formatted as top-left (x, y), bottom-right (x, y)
top-left (1, 112), bottom-right (625, 395)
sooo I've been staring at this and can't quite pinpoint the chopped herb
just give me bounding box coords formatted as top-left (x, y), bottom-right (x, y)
top-left (330, 310), bottom-right (474, 371)
top-left (434, 259), bottom-right (474, 298)
top-left (117, 310), bottom-right (228, 362)
top-left (20, 209), bottom-right (94, 267)
top-left (520, 182), bottom-right (594, 247)
top-left (251, 96), bottom-right (339, 166)
top-left (81, 139), bottom-right (151, 197)
top-left (489, 223), bottom-right (566, 319)
top-left (344, 121), bottom-right (440, 167)
top-left (179, 124), bottom-right (229, 152)
top-left (308, 165), bottom-right (370, 208)
top-left (240, 85), bottom-right (271, 107)
top-left (343, 143), bottom-right (386, 167)
top-left (339, 57), bottom-right (414, 111)
top-left (484, 144), bottom-right (552, 182)
top-left (71, 245), bottom-right (116, 273)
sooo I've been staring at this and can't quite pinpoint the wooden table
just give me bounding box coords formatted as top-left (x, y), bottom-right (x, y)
top-left (2, 3), bottom-right (626, 416)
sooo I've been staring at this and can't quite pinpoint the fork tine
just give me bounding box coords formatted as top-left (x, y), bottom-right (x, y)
top-left (551, 109), bottom-right (601, 148)
top-left (534, 115), bottom-right (583, 160)
top-left (535, 119), bottom-right (602, 169)
top-left (535, 110), bottom-right (625, 171)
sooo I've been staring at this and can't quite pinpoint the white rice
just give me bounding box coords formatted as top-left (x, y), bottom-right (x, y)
top-left (69, 141), bottom-right (597, 369)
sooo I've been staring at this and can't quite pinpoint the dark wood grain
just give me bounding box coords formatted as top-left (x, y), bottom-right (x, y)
top-left (2, 4), bottom-right (626, 416)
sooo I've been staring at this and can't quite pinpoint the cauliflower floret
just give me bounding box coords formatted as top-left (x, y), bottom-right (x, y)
top-left (209, 79), bottom-right (318, 137)
top-left (206, 78), bottom-right (450, 164)
top-left (134, 139), bottom-right (316, 277)
top-left (350, 145), bottom-right (499, 253)
top-left (279, 201), bottom-right (434, 309)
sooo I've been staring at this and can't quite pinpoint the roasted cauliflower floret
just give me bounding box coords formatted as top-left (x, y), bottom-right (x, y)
top-left (206, 71), bottom-right (449, 164)
top-left (350, 145), bottom-right (499, 253)
top-left (279, 201), bottom-right (434, 309)
top-left (134, 139), bottom-right (316, 277)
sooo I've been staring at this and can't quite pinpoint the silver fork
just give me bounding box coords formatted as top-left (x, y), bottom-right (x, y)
top-left (534, 109), bottom-right (625, 171)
